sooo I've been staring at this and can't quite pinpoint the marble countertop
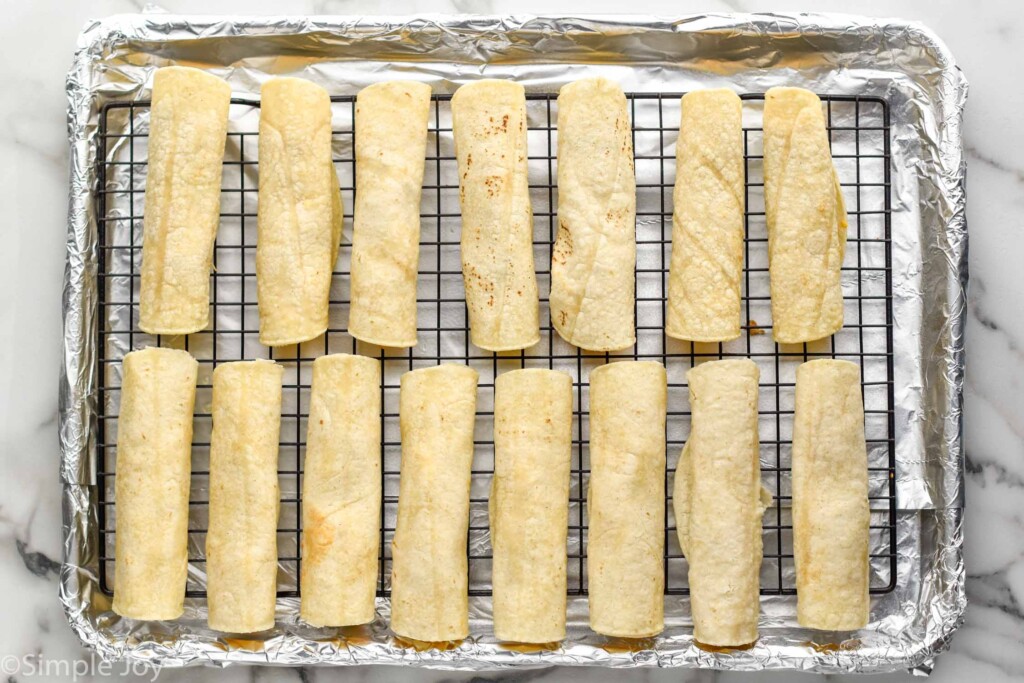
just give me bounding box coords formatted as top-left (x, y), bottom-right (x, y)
top-left (2, 0), bottom-right (1016, 680)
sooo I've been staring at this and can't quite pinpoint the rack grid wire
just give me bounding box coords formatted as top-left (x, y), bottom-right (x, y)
top-left (94, 91), bottom-right (896, 601)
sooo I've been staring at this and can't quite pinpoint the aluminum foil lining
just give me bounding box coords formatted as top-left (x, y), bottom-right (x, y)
top-left (61, 12), bottom-right (968, 674)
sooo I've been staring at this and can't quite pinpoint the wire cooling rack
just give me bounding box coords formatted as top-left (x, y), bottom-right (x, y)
top-left (95, 91), bottom-right (896, 601)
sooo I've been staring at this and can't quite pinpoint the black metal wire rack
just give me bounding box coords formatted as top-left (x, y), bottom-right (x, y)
top-left (95, 91), bottom-right (896, 601)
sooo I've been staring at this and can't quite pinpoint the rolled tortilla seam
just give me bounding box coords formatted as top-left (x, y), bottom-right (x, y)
top-left (451, 80), bottom-right (540, 352)
top-left (674, 358), bottom-right (768, 647)
top-left (666, 89), bottom-right (745, 342)
top-left (300, 353), bottom-right (382, 627)
top-left (139, 67), bottom-right (231, 335)
top-left (490, 368), bottom-right (573, 643)
top-left (792, 359), bottom-right (870, 631)
top-left (257, 77), bottom-right (343, 347)
top-left (349, 81), bottom-right (432, 348)
top-left (587, 360), bottom-right (666, 638)
top-left (112, 347), bottom-right (198, 620)
top-left (390, 364), bottom-right (479, 642)
top-left (206, 359), bottom-right (283, 633)
top-left (551, 77), bottom-right (637, 352)
top-left (763, 87), bottom-right (848, 343)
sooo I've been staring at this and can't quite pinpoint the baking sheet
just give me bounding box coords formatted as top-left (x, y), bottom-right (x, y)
top-left (61, 13), bottom-right (968, 674)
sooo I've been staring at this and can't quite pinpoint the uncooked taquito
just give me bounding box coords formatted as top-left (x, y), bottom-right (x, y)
top-left (550, 78), bottom-right (637, 352)
top-left (587, 360), bottom-right (666, 638)
top-left (257, 77), bottom-right (343, 347)
top-left (348, 81), bottom-right (432, 348)
top-left (112, 347), bottom-right (198, 620)
top-left (300, 353), bottom-right (382, 627)
top-left (763, 87), bottom-right (848, 344)
top-left (139, 67), bottom-right (231, 335)
top-left (674, 359), bottom-right (768, 647)
top-left (451, 80), bottom-right (540, 351)
top-left (667, 89), bottom-right (745, 342)
top-left (792, 359), bottom-right (870, 631)
top-left (390, 364), bottom-right (479, 641)
top-left (206, 360), bottom-right (283, 633)
top-left (490, 368), bottom-right (573, 643)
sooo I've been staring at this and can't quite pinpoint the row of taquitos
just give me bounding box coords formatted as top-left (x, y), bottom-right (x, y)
top-left (138, 68), bottom-right (847, 350)
top-left (112, 348), bottom-right (868, 645)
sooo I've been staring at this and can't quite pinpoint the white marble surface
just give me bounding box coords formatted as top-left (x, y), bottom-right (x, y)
top-left (0, 0), bottom-right (1017, 680)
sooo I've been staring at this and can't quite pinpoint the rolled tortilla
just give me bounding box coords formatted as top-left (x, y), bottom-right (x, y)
top-left (490, 369), bottom-right (573, 643)
top-left (112, 347), bottom-right (198, 620)
top-left (667, 90), bottom-right (745, 342)
top-left (257, 77), bottom-right (343, 346)
top-left (551, 78), bottom-right (637, 352)
top-left (674, 359), bottom-right (767, 647)
top-left (763, 87), bottom-right (848, 343)
top-left (451, 80), bottom-right (540, 351)
top-left (349, 81), bottom-right (432, 348)
top-left (587, 361), bottom-right (666, 638)
top-left (792, 359), bottom-right (870, 631)
top-left (300, 354), bottom-right (382, 627)
top-left (206, 360), bottom-right (283, 633)
top-left (390, 364), bottom-right (479, 641)
top-left (139, 67), bottom-right (230, 335)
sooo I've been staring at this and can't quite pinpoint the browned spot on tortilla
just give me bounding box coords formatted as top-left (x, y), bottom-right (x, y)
top-left (304, 507), bottom-right (334, 560)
